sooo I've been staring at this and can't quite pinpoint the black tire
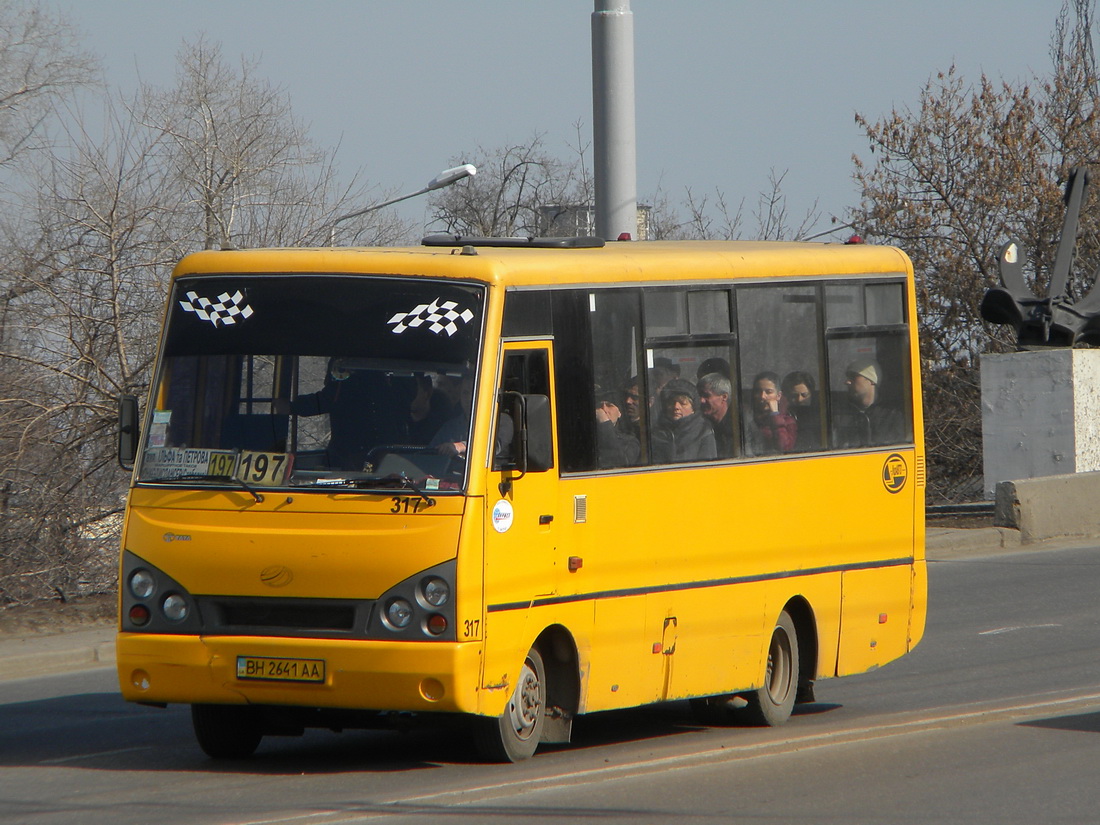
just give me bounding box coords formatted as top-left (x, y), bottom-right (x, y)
top-left (472, 647), bottom-right (546, 762)
top-left (741, 610), bottom-right (799, 727)
top-left (191, 704), bottom-right (263, 759)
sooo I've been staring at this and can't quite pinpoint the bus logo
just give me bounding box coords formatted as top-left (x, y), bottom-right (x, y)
top-left (260, 565), bottom-right (294, 587)
top-left (882, 453), bottom-right (908, 494)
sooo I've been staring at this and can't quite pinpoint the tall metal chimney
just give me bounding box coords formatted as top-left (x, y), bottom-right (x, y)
top-left (592, 1), bottom-right (637, 241)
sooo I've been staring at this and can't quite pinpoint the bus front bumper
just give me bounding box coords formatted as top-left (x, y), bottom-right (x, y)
top-left (116, 633), bottom-right (483, 714)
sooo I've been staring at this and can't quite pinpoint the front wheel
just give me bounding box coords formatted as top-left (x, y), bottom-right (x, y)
top-left (191, 704), bottom-right (263, 759)
top-left (472, 647), bottom-right (546, 762)
top-left (741, 610), bottom-right (799, 727)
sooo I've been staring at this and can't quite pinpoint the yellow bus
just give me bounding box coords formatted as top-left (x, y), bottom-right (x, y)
top-left (116, 235), bottom-right (926, 762)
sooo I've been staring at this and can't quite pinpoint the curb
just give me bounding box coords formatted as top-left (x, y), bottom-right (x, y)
top-left (0, 631), bottom-right (116, 682)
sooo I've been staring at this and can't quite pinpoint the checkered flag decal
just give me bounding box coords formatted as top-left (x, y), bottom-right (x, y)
top-left (179, 290), bottom-right (254, 327)
top-left (388, 299), bottom-right (474, 337)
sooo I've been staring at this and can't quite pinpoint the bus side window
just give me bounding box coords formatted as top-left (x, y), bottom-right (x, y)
top-left (824, 281), bottom-right (913, 450)
top-left (735, 284), bottom-right (823, 456)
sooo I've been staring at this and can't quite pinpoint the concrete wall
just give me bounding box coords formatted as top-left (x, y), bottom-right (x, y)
top-left (981, 349), bottom-right (1100, 498)
top-left (994, 471), bottom-right (1100, 543)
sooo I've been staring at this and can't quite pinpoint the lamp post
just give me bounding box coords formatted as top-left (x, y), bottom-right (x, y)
top-left (328, 164), bottom-right (476, 245)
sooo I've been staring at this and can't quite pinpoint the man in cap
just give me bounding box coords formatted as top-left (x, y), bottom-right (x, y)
top-left (835, 358), bottom-right (905, 448)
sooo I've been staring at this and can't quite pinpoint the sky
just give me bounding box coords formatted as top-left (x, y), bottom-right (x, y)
top-left (58, 0), bottom-right (1063, 239)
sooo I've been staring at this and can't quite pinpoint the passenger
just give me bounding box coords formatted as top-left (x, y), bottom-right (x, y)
top-left (595, 387), bottom-right (641, 468)
top-left (747, 371), bottom-right (798, 455)
top-left (697, 372), bottom-right (735, 458)
top-left (647, 363), bottom-right (677, 413)
top-left (653, 356), bottom-right (680, 378)
top-left (834, 359), bottom-right (905, 448)
top-left (782, 370), bottom-right (822, 451)
top-left (696, 356), bottom-right (731, 381)
top-left (281, 359), bottom-right (406, 471)
top-left (619, 376), bottom-right (643, 441)
top-left (651, 378), bottom-right (717, 463)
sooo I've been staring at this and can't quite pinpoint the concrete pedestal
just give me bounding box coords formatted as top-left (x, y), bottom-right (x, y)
top-left (981, 349), bottom-right (1100, 498)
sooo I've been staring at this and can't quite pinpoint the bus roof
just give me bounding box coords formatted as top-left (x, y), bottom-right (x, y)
top-left (171, 239), bottom-right (913, 288)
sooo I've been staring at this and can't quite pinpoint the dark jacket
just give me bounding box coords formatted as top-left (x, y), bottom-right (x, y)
top-left (834, 400), bottom-right (905, 448)
top-left (652, 411), bottom-right (718, 463)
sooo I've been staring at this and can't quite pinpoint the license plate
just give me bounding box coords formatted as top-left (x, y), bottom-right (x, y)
top-left (236, 656), bottom-right (325, 683)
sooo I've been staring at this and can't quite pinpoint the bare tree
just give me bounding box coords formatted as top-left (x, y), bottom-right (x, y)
top-left (428, 134), bottom-right (580, 237)
top-left (135, 37), bottom-right (408, 250)
top-left (0, 33), bottom-right (407, 603)
top-left (0, 1), bottom-right (97, 170)
top-left (852, 0), bottom-right (1100, 501)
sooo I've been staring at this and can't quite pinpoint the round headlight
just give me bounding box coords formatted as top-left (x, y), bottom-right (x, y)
top-left (421, 577), bottom-right (450, 607)
top-left (385, 598), bottom-right (413, 629)
top-left (129, 569), bottom-right (156, 600)
top-left (162, 593), bottom-right (189, 622)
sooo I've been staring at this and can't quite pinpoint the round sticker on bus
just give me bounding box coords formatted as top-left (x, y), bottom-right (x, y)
top-left (491, 499), bottom-right (514, 533)
top-left (882, 453), bottom-right (908, 494)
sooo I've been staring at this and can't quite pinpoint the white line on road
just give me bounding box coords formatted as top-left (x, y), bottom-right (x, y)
top-left (979, 623), bottom-right (1062, 635)
top-left (226, 689), bottom-right (1100, 825)
top-left (40, 745), bottom-right (152, 765)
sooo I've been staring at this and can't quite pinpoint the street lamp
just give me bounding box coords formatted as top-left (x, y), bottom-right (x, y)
top-left (328, 164), bottom-right (477, 245)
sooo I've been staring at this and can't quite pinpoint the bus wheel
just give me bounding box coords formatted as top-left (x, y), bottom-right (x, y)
top-left (473, 647), bottom-right (546, 762)
top-left (191, 704), bottom-right (263, 759)
top-left (741, 610), bottom-right (799, 727)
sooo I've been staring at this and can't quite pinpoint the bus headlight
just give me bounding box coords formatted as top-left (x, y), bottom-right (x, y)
top-left (421, 576), bottom-right (450, 607)
top-left (384, 598), bottom-right (413, 629)
top-left (162, 594), bottom-right (189, 622)
top-left (129, 569), bottom-right (156, 600)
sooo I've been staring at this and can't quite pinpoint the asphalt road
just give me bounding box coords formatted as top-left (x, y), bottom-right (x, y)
top-left (2, 542), bottom-right (1099, 824)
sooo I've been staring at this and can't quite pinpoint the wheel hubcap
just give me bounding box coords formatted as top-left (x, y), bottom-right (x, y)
top-left (507, 660), bottom-right (542, 741)
top-left (765, 627), bottom-right (793, 705)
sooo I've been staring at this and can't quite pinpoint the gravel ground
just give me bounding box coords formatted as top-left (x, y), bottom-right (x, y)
top-left (0, 592), bottom-right (116, 637)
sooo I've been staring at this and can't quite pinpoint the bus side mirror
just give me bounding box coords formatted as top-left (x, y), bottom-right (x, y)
top-left (522, 394), bottom-right (553, 472)
top-left (497, 391), bottom-right (554, 474)
top-left (118, 395), bottom-right (140, 469)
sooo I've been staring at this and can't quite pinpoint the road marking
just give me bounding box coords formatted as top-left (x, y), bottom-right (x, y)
top-left (41, 746), bottom-right (152, 765)
top-left (980, 623), bottom-right (1062, 635)
top-left (227, 689), bottom-right (1100, 825)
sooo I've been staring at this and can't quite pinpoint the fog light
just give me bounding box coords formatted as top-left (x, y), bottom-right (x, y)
top-left (385, 598), bottom-right (413, 629)
top-left (128, 604), bottom-right (151, 627)
top-left (162, 593), bottom-right (188, 622)
top-left (131, 669), bottom-right (151, 690)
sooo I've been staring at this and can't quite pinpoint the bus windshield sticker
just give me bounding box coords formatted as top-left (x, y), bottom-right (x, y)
top-left (143, 447), bottom-right (237, 479)
top-left (388, 299), bottom-right (475, 337)
top-left (179, 289), bottom-right (254, 327)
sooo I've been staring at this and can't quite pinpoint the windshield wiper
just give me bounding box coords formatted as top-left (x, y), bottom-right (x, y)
top-left (312, 473), bottom-right (436, 508)
top-left (143, 473), bottom-right (265, 503)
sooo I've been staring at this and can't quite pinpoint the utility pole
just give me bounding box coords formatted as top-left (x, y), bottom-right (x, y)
top-left (591, 1), bottom-right (638, 241)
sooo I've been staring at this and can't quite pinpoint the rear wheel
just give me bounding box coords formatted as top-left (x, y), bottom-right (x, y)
top-left (191, 704), bottom-right (263, 759)
top-left (741, 610), bottom-right (799, 727)
top-left (472, 647), bottom-right (546, 762)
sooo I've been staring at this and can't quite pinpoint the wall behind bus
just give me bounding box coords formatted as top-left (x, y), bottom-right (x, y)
top-left (980, 349), bottom-right (1100, 498)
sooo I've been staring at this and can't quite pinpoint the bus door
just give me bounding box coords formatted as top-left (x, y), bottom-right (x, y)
top-left (481, 343), bottom-right (565, 700)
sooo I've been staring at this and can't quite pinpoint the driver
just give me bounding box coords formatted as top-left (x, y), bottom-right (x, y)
top-left (285, 359), bottom-right (406, 470)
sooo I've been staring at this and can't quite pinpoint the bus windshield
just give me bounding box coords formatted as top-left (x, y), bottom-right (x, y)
top-left (137, 274), bottom-right (484, 492)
